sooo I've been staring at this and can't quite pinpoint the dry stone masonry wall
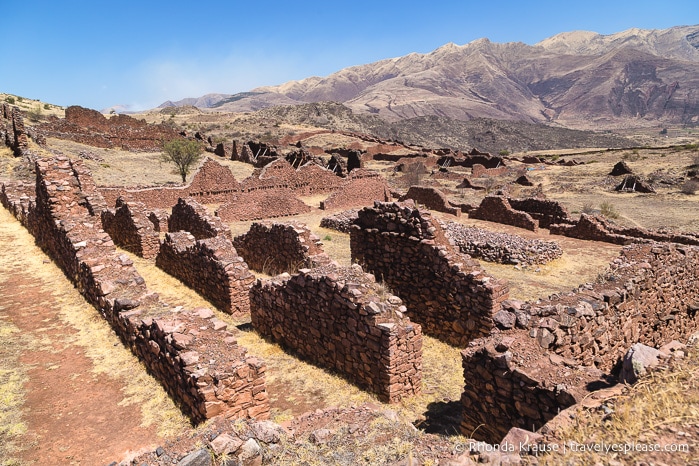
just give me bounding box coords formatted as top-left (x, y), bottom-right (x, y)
top-left (233, 222), bottom-right (332, 275)
top-left (506, 198), bottom-right (572, 229)
top-left (0, 157), bottom-right (269, 424)
top-left (101, 197), bottom-right (160, 259)
top-left (250, 264), bottom-right (422, 402)
top-left (320, 209), bottom-right (360, 233)
top-left (350, 201), bottom-right (509, 346)
top-left (460, 242), bottom-right (699, 442)
top-left (320, 169), bottom-right (391, 210)
top-left (1, 103), bottom-right (29, 156)
top-left (469, 196), bottom-right (539, 231)
top-left (169, 197), bottom-right (232, 241)
top-left (443, 222), bottom-right (563, 266)
top-left (215, 188), bottom-right (311, 222)
top-left (399, 186), bottom-right (461, 216)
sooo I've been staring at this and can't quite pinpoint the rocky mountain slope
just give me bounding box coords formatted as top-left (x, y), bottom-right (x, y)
top-left (162, 25), bottom-right (699, 130)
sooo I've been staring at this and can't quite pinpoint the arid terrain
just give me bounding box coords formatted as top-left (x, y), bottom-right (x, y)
top-left (1, 88), bottom-right (699, 466)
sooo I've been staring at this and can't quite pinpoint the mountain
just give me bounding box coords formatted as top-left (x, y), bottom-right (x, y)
top-left (159, 25), bottom-right (699, 130)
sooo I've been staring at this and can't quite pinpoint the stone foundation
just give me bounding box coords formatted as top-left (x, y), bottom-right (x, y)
top-left (233, 222), bottom-right (332, 275)
top-left (250, 264), bottom-right (422, 402)
top-left (350, 201), bottom-right (509, 346)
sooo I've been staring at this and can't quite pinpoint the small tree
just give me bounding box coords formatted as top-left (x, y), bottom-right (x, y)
top-left (161, 139), bottom-right (202, 183)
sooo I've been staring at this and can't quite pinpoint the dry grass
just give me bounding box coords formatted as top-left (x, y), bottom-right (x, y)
top-left (543, 350), bottom-right (699, 465)
top-left (0, 209), bottom-right (189, 442)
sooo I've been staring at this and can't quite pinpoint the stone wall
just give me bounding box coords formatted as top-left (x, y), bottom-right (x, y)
top-left (169, 197), bottom-right (232, 241)
top-left (443, 222), bottom-right (563, 266)
top-left (156, 232), bottom-right (255, 316)
top-left (350, 201), bottom-right (509, 346)
top-left (1, 104), bottom-right (29, 156)
top-left (101, 197), bottom-right (160, 259)
top-left (471, 164), bottom-right (509, 177)
top-left (550, 213), bottom-right (699, 246)
top-left (216, 189), bottom-right (311, 222)
top-left (233, 222), bottom-right (332, 275)
top-left (507, 198), bottom-right (572, 229)
top-left (250, 264), bottom-right (422, 402)
top-left (399, 186), bottom-right (461, 216)
top-left (469, 196), bottom-right (539, 232)
top-left (320, 209), bottom-right (360, 233)
top-left (0, 157), bottom-right (269, 423)
top-left (320, 169), bottom-right (390, 211)
top-left (460, 242), bottom-right (699, 442)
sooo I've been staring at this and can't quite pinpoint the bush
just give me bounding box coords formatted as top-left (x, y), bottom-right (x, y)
top-left (161, 139), bottom-right (203, 183)
top-left (43, 103), bottom-right (50, 110)
top-left (499, 150), bottom-right (510, 156)
top-left (5, 96), bottom-right (15, 104)
top-left (599, 201), bottom-right (620, 219)
top-left (681, 180), bottom-right (699, 195)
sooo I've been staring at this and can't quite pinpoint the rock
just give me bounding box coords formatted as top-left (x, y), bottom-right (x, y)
top-left (309, 428), bottom-right (334, 445)
top-left (501, 427), bottom-right (542, 452)
top-left (209, 433), bottom-right (242, 455)
top-left (177, 448), bottom-right (212, 466)
top-left (249, 420), bottom-right (286, 444)
top-left (620, 343), bottom-right (661, 384)
top-left (493, 310), bottom-right (516, 329)
top-left (237, 438), bottom-right (261, 465)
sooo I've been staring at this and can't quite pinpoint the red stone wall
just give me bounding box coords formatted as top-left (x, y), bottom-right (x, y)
top-left (320, 169), bottom-right (390, 211)
top-left (250, 264), bottom-right (422, 402)
top-left (507, 197), bottom-right (572, 229)
top-left (101, 197), bottom-right (160, 259)
top-left (216, 189), bottom-right (311, 222)
top-left (350, 201), bottom-right (509, 346)
top-left (399, 186), bottom-right (460, 216)
top-left (169, 198), bottom-right (232, 241)
top-left (469, 196), bottom-right (539, 231)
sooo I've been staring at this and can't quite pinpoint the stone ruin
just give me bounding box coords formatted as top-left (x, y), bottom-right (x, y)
top-left (471, 163), bottom-right (510, 178)
top-left (615, 174), bottom-right (656, 193)
top-left (168, 197), bottom-right (232, 241)
top-left (350, 201), bottom-right (509, 346)
top-left (1, 103), bottom-right (29, 156)
top-left (469, 196), bottom-right (540, 231)
top-left (101, 197), bottom-right (160, 259)
top-left (250, 264), bottom-right (422, 402)
top-left (550, 213), bottom-right (699, 246)
top-left (232, 222), bottom-right (332, 275)
top-left (319, 209), bottom-right (360, 233)
top-left (443, 222), bottom-right (563, 266)
top-left (506, 197), bottom-right (572, 229)
top-left (320, 169), bottom-right (391, 211)
top-left (156, 232), bottom-right (255, 316)
top-left (215, 188), bottom-right (311, 222)
top-left (0, 157), bottom-right (269, 423)
top-left (399, 186), bottom-right (461, 216)
top-left (460, 242), bottom-right (699, 442)
top-left (39, 105), bottom-right (181, 151)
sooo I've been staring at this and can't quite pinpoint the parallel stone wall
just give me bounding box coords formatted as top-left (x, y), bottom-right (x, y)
top-left (1, 104), bottom-right (29, 156)
top-left (233, 222), bottom-right (332, 275)
top-left (216, 188), bottom-right (311, 222)
top-left (0, 157), bottom-right (269, 423)
top-left (350, 201), bottom-right (509, 346)
top-left (156, 232), bottom-right (255, 316)
top-left (399, 186), bottom-right (461, 216)
top-left (101, 197), bottom-right (160, 259)
top-left (320, 169), bottom-right (390, 211)
top-left (169, 197), bottom-right (232, 241)
top-left (250, 264), bottom-right (422, 402)
top-left (460, 242), bottom-right (699, 442)
top-left (550, 213), bottom-right (699, 246)
top-left (469, 196), bottom-right (539, 231)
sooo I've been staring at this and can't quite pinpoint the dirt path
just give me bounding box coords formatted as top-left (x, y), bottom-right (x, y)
top-left (0, 208), bottom-right (186, 465)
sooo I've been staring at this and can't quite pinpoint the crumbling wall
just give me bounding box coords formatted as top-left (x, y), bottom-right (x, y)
top-left (460, 242), bottom-right (699, 442)
top-left (550, 213), bottom-right (699, 246)
top-left (469, 196), bottom-right (539, 231)
top-left (507, 198), bottom-right (572, 229)
top-left (216, 189), bottom-right (311, 222)
top-left (471, 164), bottom-right (509, 177)
top-left (444, 222), bottom-right (563, 266)
top-left (169, 197), bottom-right (232, 241)
top-left (350, 201), bottom-right (509, 346)
top-left (101, 197), bottom-right (160, 259)
top-left (0, 104), bottom-right (29, 156)
top-left (320, 209), bottom-right (360, 233)
top-left (186, 158), bottom-right (241, 203)
top-left (320, 169), bottom-right (390, 211)
top-left (156, 232), bottom-right (255, 316)
top-left (233, 222), bottom-right (332, 275)
top-left (399, 186), bottom-right (461, 216)
top-left (250, 264), bottom-right (422, 402)
top-left (0, 157), bottom-right (269, 423)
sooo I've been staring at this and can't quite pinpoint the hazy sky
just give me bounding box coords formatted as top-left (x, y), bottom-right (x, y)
top-left (2, 0), bottom-right (696, 111)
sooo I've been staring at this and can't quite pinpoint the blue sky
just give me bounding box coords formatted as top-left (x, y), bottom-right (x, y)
top-left (2, 0), bottom-right (696, 111)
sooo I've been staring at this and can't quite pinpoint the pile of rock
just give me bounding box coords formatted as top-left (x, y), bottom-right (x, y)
top-left (443, 222), bottom-right (563, 266)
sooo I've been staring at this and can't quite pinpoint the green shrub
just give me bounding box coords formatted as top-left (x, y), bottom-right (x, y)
top-left (599, 201), bottom-right (619, 219)
top-left (5, 96), bottom-right (15, 104)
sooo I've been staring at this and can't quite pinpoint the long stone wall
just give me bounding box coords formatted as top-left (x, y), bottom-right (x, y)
top-left (0, 157), bottom-right (269, 424)
top-left (320, 169), bottom-right (390, 211)
top-left (250, 264), bottom-right (422, 402)
top-left (550, 213), bottom-right (699, 246)
top-left (216, 189), bottom-right (311, 222)
top-left (156, 232), bottom-right (255, 316)
top-left (350, 201), bottom-right (509, 346)
top-left (168, 197), bottom-right (232, 241)
top-left (469, 196), bottom-right (539, 231)
top-left (101, 197), bottom-right (160, 259)
top-left (507, 198), bottom-right (572, 229)
top-left (460, 242), bottom-right (699, 442)
top-left (233, 222), bottom-right (332, 275)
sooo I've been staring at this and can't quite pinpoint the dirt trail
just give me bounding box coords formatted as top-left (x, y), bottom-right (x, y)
top-left (0, 208), bottom-right (169, 465)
